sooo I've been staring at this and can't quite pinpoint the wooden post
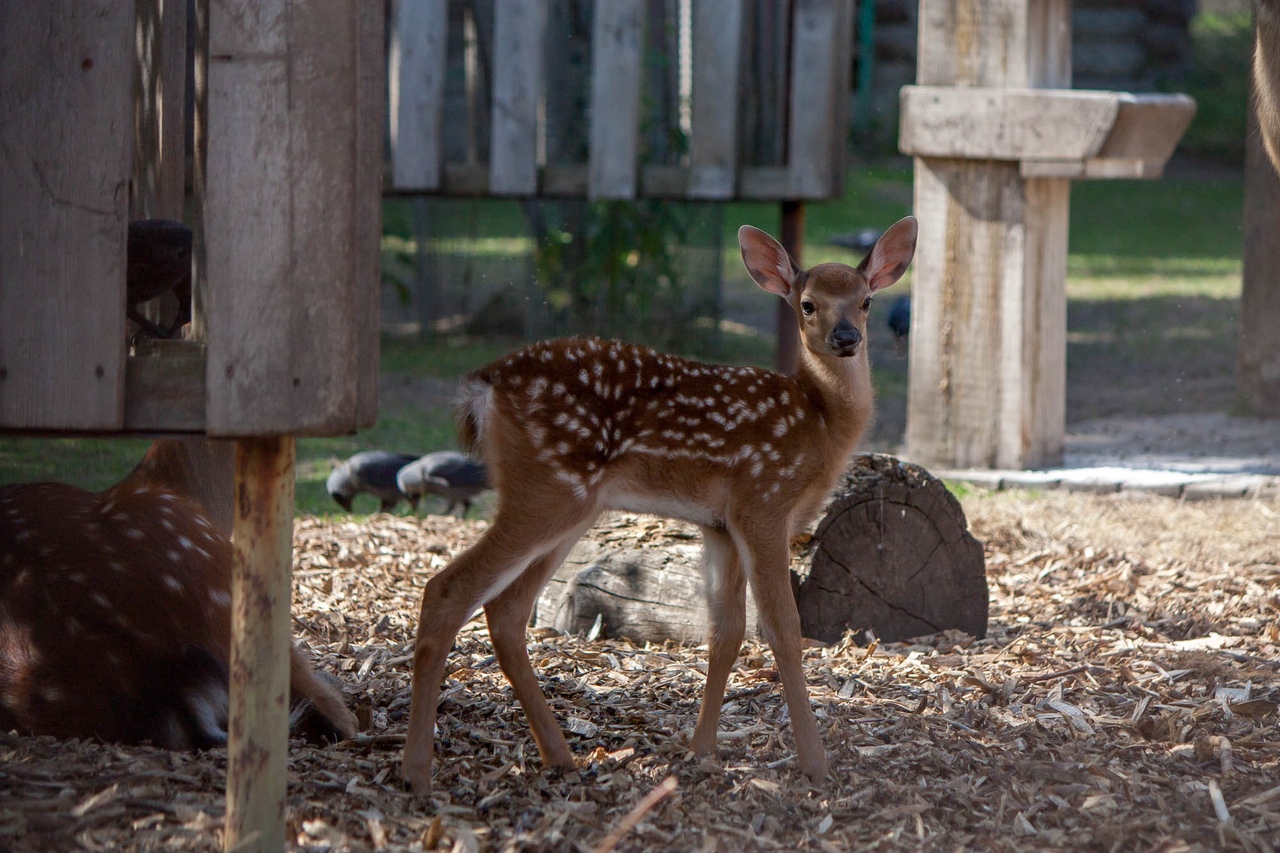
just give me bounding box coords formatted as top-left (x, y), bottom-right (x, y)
top-left (225, 436), bottom-right (295, 853)
top-left (903, 0), bottom-right (1072, 470)
top-left (900, 2), bottom-right (1193, 471)
top-left (1241, 75), bottom-right (1280, 415)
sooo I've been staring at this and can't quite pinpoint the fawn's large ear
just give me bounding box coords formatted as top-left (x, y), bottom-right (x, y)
top-left (858, 216), bottom-right (918, 292)
top-left (739, 225), bottom-right (799, 297)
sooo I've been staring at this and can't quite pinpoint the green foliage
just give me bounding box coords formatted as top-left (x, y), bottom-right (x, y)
top-left (524, 199), bottom-right (717, 351)
top-left (1176, 11), bottom-right (1253, 164)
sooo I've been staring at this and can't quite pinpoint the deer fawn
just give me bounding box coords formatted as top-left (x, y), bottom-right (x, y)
top-left (0, 440), bottom-right (358, 749)
top-left (401, 217), bottom-right (918, 793)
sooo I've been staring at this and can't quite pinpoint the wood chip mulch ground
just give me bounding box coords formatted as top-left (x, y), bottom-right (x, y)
top-left (3, 490), bottom-right (1278, 852)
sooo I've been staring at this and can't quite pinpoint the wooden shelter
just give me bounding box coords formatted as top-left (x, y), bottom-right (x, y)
top-left (0, 1), bottom-right (382, 849)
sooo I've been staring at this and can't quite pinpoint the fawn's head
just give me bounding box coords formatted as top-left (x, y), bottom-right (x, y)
top-left (739, 217), bottom-right (918, 360)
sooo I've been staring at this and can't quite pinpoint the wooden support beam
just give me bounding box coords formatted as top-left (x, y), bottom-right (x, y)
top-left (776, 201), bottom-right (805, 376)
top-left (225, 436), bottom-right (295, 853)
top-left (389, 0), bottom-right (447, 191)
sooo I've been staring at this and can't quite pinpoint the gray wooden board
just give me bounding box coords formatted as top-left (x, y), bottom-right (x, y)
top-left (489, 0), bottom-right (546, 196)
top-left (389, 0), bottom-right (447, 191)
top-left (588, 0), bottom-right (644, 199)
top-left (688, 0), bottom-right (744, 199)
top-left (787, 0), bottom-right (846, 198)
top-left (0, 0), bottom-right (132, 430)
top-left (205, 0), bottom-right (376, 436)
top-left (354, 0), bottom-right (385, 429)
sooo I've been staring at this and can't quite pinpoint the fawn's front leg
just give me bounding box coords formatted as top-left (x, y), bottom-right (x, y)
top-left (690, 524), bottom-right (748, 758)
top-left (738, 524), bottom-right (828, 783)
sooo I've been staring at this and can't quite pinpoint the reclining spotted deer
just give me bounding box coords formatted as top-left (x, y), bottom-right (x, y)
top-left (401, 216), bottom-right (919, 793)
top-left (0, 439), bottom-right (358, 749)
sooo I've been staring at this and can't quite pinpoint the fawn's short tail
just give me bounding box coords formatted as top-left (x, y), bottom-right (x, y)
top-left (453, 374), bottom-right (492, 460)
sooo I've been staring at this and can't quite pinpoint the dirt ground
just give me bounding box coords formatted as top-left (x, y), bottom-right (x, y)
top-left (4, 486), bottom-right (1278, 851)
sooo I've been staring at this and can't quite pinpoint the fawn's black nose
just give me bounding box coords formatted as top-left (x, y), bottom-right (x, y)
top-left (830, 321), bottom-right (862, 356)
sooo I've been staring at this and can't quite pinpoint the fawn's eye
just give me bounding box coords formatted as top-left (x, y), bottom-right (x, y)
top-left (800, 299), bottom-right (816, 315)
top-left (862, 296), bottom-right (873, 312)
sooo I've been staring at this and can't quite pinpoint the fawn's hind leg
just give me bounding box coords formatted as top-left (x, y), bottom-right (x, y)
top-left (690, 524), bottom-right (747, 758)
top-left (401, 498), bottom-right (595, 793)
top-left (484, 513), bottom-right (598, 770)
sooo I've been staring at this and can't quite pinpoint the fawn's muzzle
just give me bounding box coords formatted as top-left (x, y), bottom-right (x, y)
top-left (829, 322), bottom-right (862, 356)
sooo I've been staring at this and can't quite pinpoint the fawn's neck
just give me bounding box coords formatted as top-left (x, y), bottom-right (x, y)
top-left (794, 344), bottom-right (875, 457)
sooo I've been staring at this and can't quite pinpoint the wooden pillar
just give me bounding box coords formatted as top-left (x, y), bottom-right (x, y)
top-left (225, 436), bottom-right (295, 853)
top-left (904, 0), bottom-right (1072, 469)
top-left (1241, 72), bottom-right (1280, 415)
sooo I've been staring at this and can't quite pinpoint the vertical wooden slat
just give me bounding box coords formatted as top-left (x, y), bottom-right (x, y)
top-left (0, 0), bottom-right (132, 431)
top-left (224, 436), bottom-right (295, 853)
top-left (354, 1), bottom-right (385, 429)
top-left (589, 0), bottom-right (645, 200)
top-left (206, 0), bottom-right (371, 437)
top-left (786, 0), bottom-right (849, 197)
top-left (490, 0), bottom-right (546, 195)
top-left (390, 0), bottom-right (448, 191)
top-left (689, 0), bottom-right (744, 199)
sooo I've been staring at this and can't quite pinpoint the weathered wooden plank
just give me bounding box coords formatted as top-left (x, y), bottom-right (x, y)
top-left (389, 0), bottom-right (447, 191)
top-left (688, 0), bottom-right (744, 199)
top-left (354, 1), bottom-right (385, 429)
top-left (904, 165), bottom-right (1070, 470)
top-left (588, 0), bottom-right (644, 199)
top-left (489, 0), bottom-right (546, 196)
top-left (900, 88), bottom-right (1194, 167)
top-left (206, 0), bottom-right (375, 437)
top-left (0, 0), bottom-right (132, 431)
top-left (224, 436), bottom-right (295, 853)
top-left (786, 0), bottom-right (848, 198)
top-left (900, 88), bottom-right (1119, 161)
top-left (124, 340), bottom-right (206, 432)
top-left (916, 0), bottom-right (1047, 88)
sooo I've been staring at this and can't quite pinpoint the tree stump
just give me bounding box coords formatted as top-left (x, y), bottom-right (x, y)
top-left (797, 453), bottom-right (987, 644)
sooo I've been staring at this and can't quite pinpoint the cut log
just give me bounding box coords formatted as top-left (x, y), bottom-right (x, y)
top-left (531, 515), bottom-right (763, 645)
top-left (798, 454), bottom-right (987, 644)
